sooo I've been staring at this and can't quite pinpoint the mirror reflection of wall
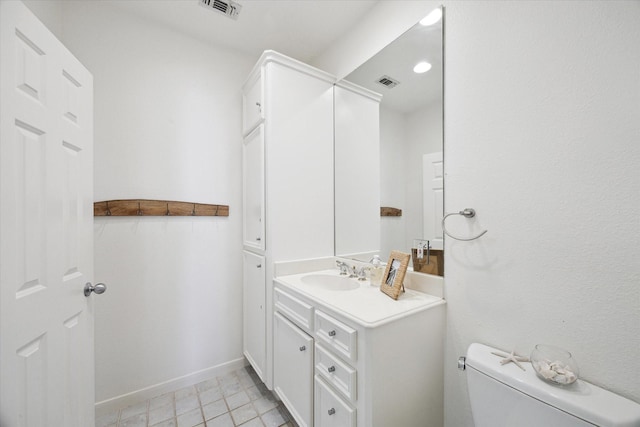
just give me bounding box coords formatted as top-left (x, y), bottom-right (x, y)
top-left (341, 7), bottom-right (444, 273)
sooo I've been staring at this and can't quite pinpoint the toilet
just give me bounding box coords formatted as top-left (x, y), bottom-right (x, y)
top-left (464, 343), bottom-right (640, 427)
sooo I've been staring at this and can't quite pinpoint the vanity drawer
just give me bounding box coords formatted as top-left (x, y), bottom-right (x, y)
top-left (274, 286), bottom-right (313, 332)
top-left (315, 343), bottom-right (356, 402)
top-left (315, 375), bottom-right (356, 427)
top-left (314, 310), bottom-right (357, 363)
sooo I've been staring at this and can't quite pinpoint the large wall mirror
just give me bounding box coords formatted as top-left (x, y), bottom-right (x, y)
top-left (335, 7), bottom-right (444, 275)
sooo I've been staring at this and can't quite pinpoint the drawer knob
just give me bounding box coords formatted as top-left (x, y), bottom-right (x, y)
top-left (256, 264), bottom-right (262, 268)
top-left (299, 345), bottom-right (306, 352)
top-left (328, 408), bottom-right (336, 416)
top-left (256, 237), bottom-right (261, 241)
top-left (328, 365), bottom-right (336, 373)
top-left (328, 330), bottom-right (336, 337)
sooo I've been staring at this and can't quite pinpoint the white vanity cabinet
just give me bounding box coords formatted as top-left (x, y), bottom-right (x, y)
top-left (273, 278), bottom-right (446, 427)
top-left (241, 50), bottom-right (336, 388)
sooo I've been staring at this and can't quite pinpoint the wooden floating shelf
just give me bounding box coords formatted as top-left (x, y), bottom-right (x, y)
top-left (94, 199), bottom-right (229, 217)
top-left (380, 207), bottom-right (402, 217)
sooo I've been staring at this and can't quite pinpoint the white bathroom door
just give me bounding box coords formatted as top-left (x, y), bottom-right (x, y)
top-left (0, 2), bottom-right (95, 426)
top-left (423, 152), bottom-right (444, 250)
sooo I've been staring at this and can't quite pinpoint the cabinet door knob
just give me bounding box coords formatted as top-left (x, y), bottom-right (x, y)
top-left (256, 237), bottom-right (261, 241)
top-left (256, 102), bottom-right (261, 107)
top-left (328, 365), bottom-right (336, 373)
top-left (328, 330), bottom-right (336, 337)
top-left (299, 345), bottom-right (306, 352)
top-left (328, 408), bottom-right (336, 416)
top-left (256, 264), bottom-right (262, 268)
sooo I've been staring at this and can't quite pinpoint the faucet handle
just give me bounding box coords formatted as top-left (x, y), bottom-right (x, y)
top-left (349, 265), bottom-right (358, 278)
top-left (357, 266), bottom-right (370, 281)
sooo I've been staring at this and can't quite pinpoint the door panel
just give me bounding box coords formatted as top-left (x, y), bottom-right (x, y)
top-left (243, 251), bottom-right (266, 380)
top-left (423, 152), bottom-right (444, 250)
top-left (242, 125), bottom-right (265, 251)
top-left (1, 2), bottom-right (95, 426)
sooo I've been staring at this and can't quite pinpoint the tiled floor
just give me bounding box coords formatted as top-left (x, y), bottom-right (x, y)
top-left (96, 366), bottom-right (299, 427)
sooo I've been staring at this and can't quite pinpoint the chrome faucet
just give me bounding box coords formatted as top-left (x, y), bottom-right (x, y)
top-left (336, 260), bottom-right (350, 275)
top-left (357, 266), bottom-right (370, 281)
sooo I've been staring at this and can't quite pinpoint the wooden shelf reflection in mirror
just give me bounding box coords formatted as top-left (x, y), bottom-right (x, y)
top-left (94, 200), bottom-right (229, 217)
top-left (380, 207), bottom-right (402, 217)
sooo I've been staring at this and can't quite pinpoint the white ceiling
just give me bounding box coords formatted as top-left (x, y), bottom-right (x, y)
top-left (107, 0), bottom-right (380, 64)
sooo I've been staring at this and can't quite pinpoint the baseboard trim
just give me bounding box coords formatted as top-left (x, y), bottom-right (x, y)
top-left (95, 357), bottom-right (248, 417)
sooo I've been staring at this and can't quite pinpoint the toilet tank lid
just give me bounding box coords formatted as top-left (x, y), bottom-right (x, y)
top-left (466, 343), bottom-right (640, 427)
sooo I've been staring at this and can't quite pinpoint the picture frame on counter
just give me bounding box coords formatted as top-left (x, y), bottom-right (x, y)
top-left (380, 250), bottom-right (410, 300)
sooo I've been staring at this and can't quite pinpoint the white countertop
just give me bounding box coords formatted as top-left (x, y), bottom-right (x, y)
top-left (274, 269), bottom-right (445, 328)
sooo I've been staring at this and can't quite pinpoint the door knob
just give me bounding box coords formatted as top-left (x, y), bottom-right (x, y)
top-left (84, 282), bottom-right (107, 297)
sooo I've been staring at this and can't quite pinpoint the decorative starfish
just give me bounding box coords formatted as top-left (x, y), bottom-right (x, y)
top-left (491, 350), bottom-right (530, 371)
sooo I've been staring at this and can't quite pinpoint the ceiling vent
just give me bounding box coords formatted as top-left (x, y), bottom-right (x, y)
top-left (199, 0), bottom-right (242, 20)
top-left (375, 75), bottom-right (400, 89)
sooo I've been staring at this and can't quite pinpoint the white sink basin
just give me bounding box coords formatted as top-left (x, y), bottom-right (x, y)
top-left (300, 274), bottom-right (360, 291)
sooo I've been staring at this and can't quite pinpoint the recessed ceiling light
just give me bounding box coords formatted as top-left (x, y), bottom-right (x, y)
top-left (413, 61), bottom-right (432, 74)
top-left (420, 8), bottom-right (442, 26)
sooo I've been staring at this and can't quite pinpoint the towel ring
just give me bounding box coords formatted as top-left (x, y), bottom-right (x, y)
top-left (442, 208), bottom-right (488, 241)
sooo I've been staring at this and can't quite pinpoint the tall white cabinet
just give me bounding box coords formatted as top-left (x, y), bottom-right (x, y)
top-left (241, 51), bottom-right (335, 388)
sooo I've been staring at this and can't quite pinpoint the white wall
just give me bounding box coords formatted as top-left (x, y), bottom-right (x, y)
top-left (324, 1), bottom-right (640, 426)
top-left (443, 2), bottom-right (640, 425)
top-left (58, 1), bottom-right (255, 405)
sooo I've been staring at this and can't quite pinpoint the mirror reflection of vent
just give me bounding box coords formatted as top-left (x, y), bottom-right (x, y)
top-left (376, 75), bottom-right (400, 89)
top-left (199, 0), bottom-right (242, 20)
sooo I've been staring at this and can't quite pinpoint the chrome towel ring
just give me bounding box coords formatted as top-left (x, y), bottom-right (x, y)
top-left (442, 208), bottom-right (488, 241)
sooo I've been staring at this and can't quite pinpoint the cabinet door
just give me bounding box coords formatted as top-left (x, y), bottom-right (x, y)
top-left (243, 251), bottom-right (266, 380)
top-left (242, 71), bottom-right (263, 135)
top-left (274, 312), bottom-right (314, 427)
top-left (243, 125), bottom-right (265, 251)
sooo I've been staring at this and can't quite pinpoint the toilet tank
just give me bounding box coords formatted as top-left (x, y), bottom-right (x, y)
top-left (465, 343), bottom-right (640, 427)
